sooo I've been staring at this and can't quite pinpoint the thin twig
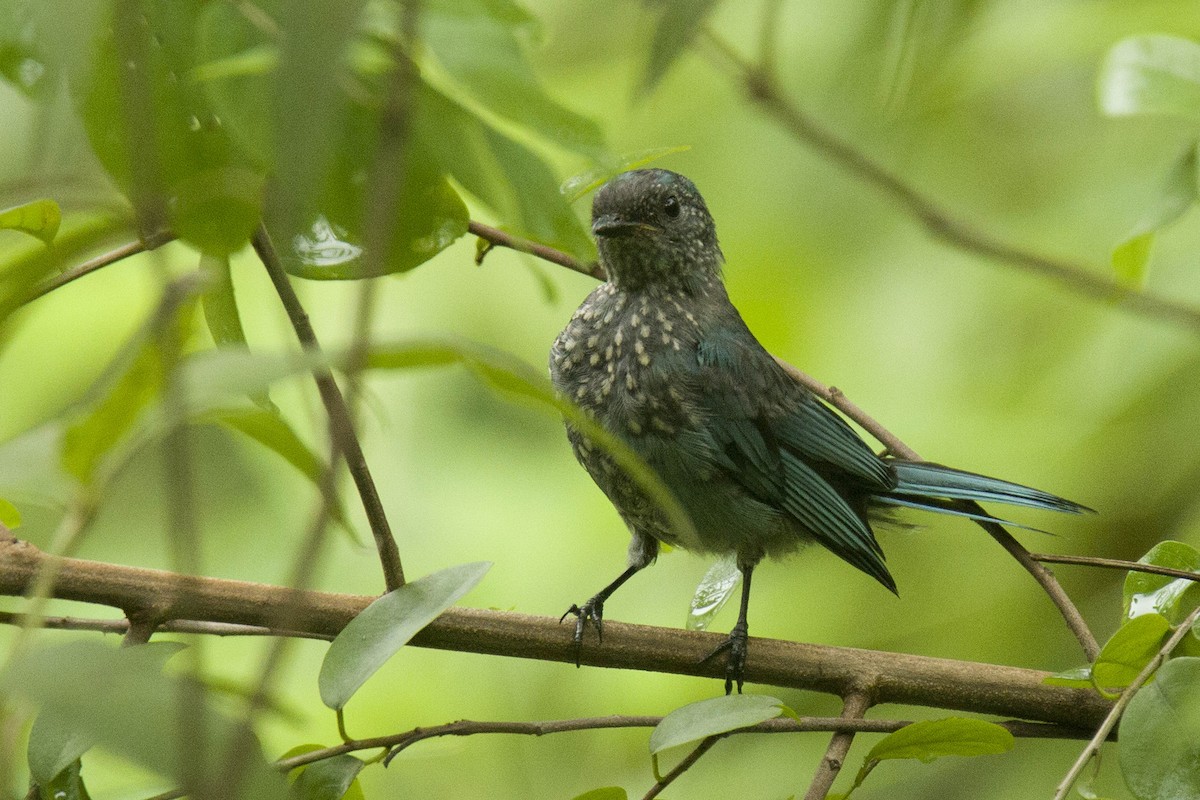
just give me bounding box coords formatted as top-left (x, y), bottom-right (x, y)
top-left (643, 735), bottom-right (721, 800)
top-left (805, 691), bottom-right (873, 800)
top-left (1032, 553), bottom-right (1200, 582)
top-left (0, 611), bottom-right (332, 640)
top-left (699, 29), bottom-right (1200, 335)
top-left (468, 219), bottom-right (604, 279)
top-left (25, 230), bottom-right (177, 303)
top-left (251, 224), bottom-right (405, 591)
top-left (1053, 603), bottom-right (1200, 800)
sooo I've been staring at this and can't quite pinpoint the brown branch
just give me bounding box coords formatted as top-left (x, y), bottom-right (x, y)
top-left (699, 30), bottom-right (1200, 335)
top-left (25, 230), bottom-right (177, 303)
top-left (1032, 553), bottom-right (1200, 582)
top-left (468, 220), bottom-right (604, 279)
top-left (251, 225), bottom-right (405, 592)
top-left (643, 735), bottom-right (721, 800)
top-left (0, 537), bottom-right (1112, 731)
top-left (0, 611), bottom-right (331, 640)
top-left (805, 691), bottom-right (872, 800)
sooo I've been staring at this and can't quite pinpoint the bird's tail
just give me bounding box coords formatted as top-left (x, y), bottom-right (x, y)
top-left (873, 461), bottom-right (1092, 529)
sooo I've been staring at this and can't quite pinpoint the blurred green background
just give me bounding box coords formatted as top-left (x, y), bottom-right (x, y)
top-left (2, 1), bottom-right (1200, 798)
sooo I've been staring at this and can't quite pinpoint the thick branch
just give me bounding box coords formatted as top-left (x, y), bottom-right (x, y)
top-left (0, 537), bottom-right (1111, 730)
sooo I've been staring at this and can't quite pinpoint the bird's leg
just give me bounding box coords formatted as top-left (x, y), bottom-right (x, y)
top-left (703, 562), bottom-right (754, 694)
top-left (560, 564), bottom-right (642, 665)
top-left (561, 532), bottom-right (657, 666)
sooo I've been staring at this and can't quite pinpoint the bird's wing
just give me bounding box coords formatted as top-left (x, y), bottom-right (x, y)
top-left (691, 323), bottom-right (895, 590)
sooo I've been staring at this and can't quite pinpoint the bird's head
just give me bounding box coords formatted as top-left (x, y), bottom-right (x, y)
top-left (591, 169), bottom-right (723, 292)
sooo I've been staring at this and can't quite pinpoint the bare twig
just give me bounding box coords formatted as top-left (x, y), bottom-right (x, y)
top-left (468, 220), bottom-right (604, 279)
top-left (251, 225), bottom-right (405, 591)
top-left (0, 537), bottom-right (1114, 730)
top-left (805, 691), bottom-right (873, 800)
top-left (643, 735), bottom-right (721, 800)
top-left (1032, 553), bottom-right (1200, 583)
top-left (1053, 604), bottom-right (1200, 800)
top-left (0, 611), bottom-right (331, 640)
top-left (699, 29), bottom-right (1200, 335)
top-left (25, 230), bottom-right (177, 303)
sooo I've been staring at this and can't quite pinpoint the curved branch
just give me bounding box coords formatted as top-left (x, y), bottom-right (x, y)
top-left (0, 536), bottom-right (1112, 730)
top-left (699, 30), bottom-right (1200, 335)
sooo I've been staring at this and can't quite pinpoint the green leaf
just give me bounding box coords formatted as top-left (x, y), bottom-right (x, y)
top-left (1120, 657), bottom-right (1200, 800)
top-left (649, 694), bottom-right (786, 754)
top-left (0, 199), bottom-right (61, 244)
top-left (1042, 665), bottom-right (1094, 689)
top-left (570, 789), bottom-right (628, 800)
top-left (0, 497), bottom-right (20, 528)
top-left (1112, 232), bottom-right (1154, 286)
top-left (687, 553), bottom-right (740, 631)
top-left (36, 759), bottom-right (92, 800)
top-left (3, 640), bottom-right (287, 799)
top-left (863, 718), bottom-right (1014, 764)
top-left (1098, 35), bottom-right (1200, 121)
top-left (319, 561), bottom-right (491, 709)
top-left (290, 754), bottom-right (365, 800)
top-left (641, 0), bottom-right (723, 95)
top-left (1124, 540), bottom-right (1200, 625)
top-left (28, 711), bottom-right (95, 785)
top-left (423, 0), bottom-right (605, 158)
top-left (1093, 613), bottom-right (1171, 695)
top-left (1111, 145), bottom-right (1197, 284)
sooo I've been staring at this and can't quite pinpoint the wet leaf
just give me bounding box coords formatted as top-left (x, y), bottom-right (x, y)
top-left (687, 553), bottom-right (740, 631)
top-left (1120, 657), bottom-right (1200, 799)
top-left (1124, 540), bottom-right (1200, 625)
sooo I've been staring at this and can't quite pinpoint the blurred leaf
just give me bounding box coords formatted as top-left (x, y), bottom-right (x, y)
top-left (205, 406), bottom-right (358, 541)
top-left (28, 711), bottom-right (94, 785)
top-left (687, 553), bottom-right (740, 631)
top-left (561, 145), bottom-right (692, 202)
top-left (1112, 232), bottom-right (1154, 286)
top-left (290, 754), bottom-right (364, 800)
top-left (571, 789), bottom-right (628, 800)
top-left (73, 2), bottom-right (263, 255)
top-left (423, 0), bottom-right (605, 158)
top-left (198, 254), bottom-right (275, 410)
top-left (1111, 144), bottom-right (1197, 284)
top-left (1099, 34), bottom-right (1200, 121)
top-left (183, 347), bottom-right (326, 412)
top-left (367, 338), bottom-right (695, 543)
top-left (36, 759), bottom-right (92, 800)
top-left (0, 424), bottom-right (75, 513)
top-left (1043, 665), bottom-right (1094, 689)
top-left (863, 718), bottom-right (1014, 763)
top-left (319, 561), bottom-right (491, 710)
top-left (641, 0), bottom-right (723, 95)
top-left (1120, 657), bottom-right (1200, 800)
top-left (0, 497), bottom-right (20, 527)
top-left (2, 640), bottom-right (288, 799)
top-left (0, 199), bottom-right (61, 244)
top-left (1093, 613), bottom-right (1171, 696)
top-left (1124, 541), bottom-right (1200, 625)
top-left (649, 694), bottom-right (785, 754)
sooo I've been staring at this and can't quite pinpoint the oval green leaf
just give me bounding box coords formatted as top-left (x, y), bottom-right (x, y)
top-left (1120, 657), bottom-right (1200, 800)
top-left (649, 694), bottom-right (785, 755)
top-left (864, 718), bottom-right (1014, 764)
top-left (0, 198), bottom-right (61, 244)
top-left (687, 554), bottom-right (740, 631)
top-left (0, 497), bottom-right (20, 528)
top-left (28, 711), bottom-right (95, 785)
top-left (291, 754), bottom-right (364, 800)
top-left (1124, 540), bottom-right (1200, 624)
top-left (571, 789), bottom-right (628, 800)
top-left (1098, 35), bottom-right (1200, 121)
top-left (1093, 613), bottom-right (1171, 695)
top-left (318, 561), bottom-right (491, 710)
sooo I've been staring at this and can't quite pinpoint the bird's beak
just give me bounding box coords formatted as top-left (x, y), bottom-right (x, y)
top-left (592, 214), bottom-right (657, 238)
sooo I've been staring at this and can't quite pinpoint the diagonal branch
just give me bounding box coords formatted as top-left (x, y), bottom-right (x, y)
top-left (805, 691), bottom-right (873, 800)
top-left (252, 225), bottom-right (405, 592)
top-left (0, 536), bottom-right (1113, 730)
top-left (699, 30), bottom-right (1200, 335)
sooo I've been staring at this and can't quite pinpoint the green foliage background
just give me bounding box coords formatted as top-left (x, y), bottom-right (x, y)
top-left (2, 1), bottom-right (1200, 798)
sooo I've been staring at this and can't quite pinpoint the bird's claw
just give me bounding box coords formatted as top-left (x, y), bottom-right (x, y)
top-left (701, 621), bottom-right (749, 694)
top-left (560, 596), bottom-right (605, 666)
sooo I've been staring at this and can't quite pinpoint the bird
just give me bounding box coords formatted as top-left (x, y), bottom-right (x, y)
top-left (549, 168), bottom-right (1090, 693)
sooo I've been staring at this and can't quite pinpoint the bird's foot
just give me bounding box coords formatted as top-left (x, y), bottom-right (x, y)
top-left (560, 595), bottom-right (605, 666)
top-left (702, 620), bottom-right (749, 694)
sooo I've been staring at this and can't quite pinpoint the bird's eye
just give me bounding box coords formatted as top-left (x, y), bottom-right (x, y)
top-left (662, 195), bottom-right (680, 218)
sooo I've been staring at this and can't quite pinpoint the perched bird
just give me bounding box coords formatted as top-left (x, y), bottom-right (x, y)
top-left (549, 168), bottom-right (1088, 693)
